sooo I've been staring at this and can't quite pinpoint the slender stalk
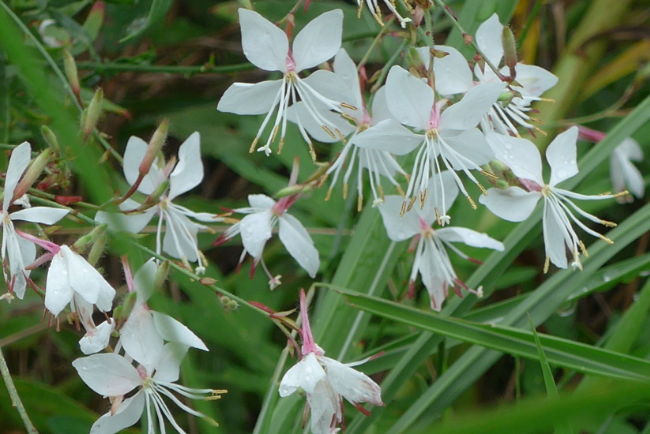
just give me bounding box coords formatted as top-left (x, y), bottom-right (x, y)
top-left (76, 62), bottom-right (255, 75)
top-left (0, 348), bottom-right (38, 434)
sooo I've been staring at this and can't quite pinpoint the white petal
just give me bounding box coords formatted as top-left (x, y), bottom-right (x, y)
top-left (385, 65), bottom-right (432, 129)
top-left (169, 132), bottom-right (203, 200)
top-left (95, 199), bottom-right (156, 234)
top-left (152, 311), bottom-right (208, 351)
top-left (418, 240), bottom-right (449, 311)
top-left (611, 141), bottom-right (645, 198)
top-left (80, 321), bottom-right (115, 355)
top-left (547, 126), bottom-right (579, 186)
top-left (353, 119), bottom-right (422, 155)
top-left (307, 381), bottom-right (339, 434)
top-left (4, 142), bottom-right (31, 210)
top-left (479, 187), bottom-right (541, 222)
top-left (377, 196), bottom-right (421, 242)
top-left (617, 137), bottom-right (643, 161)
top-left (543, 201), bottom-right (569, 269)
top-left (123, 136), bottom-right (165, 195)
top-left (292, 10), bottom-right (343, 71)
top-left (13, 234), bottom-right (35, 299)
top-left (90, 392), bottom-right (145, 434)
top-left (217, 80), bottom-right (283, 115)
top-left (63, 246), bottom-right (115, 312)
top-left (134, 259), bottom-right (157, 303)
top-left (278, 214), bottom-right (319, 277)
top-left (514, 64), bottom-right (558, 98)
top-left (279, 352), bottom-right (326, 396)
top-left (153, 342), bottom-right (189, 383)
top-left (72, 354), bottom-right (141, 396)
top-left (10, 207), bottom-right (68, 224)
top-left (430, 45), bottom-right (474, 95)
top-left (44, 252), bottom-right (73, 316)
top-left (370, 86), bottom-right (393, 124)
top-left (436, 227), bottom-right (504, 250)
top-left (239, 9), bottom-right (288, 72)
top-left (301, 70), bottom-right (353, 112)
top-left (320, 356), bottom-right (383, 406)
top-left (162, 207), bottom-right (201, 262)
top-left (440, 81), bottom-right (506, 131)
top-left (287, 101), bottom-right (352, 143)
top-left (441, 128), bottom-right (494, 168)
top-left (421, 171), bottom-right (460, 221)
top-left (486, 132), bottom-right (544, 185)
top-left (475, 13), bottom-right (504, 67)
top-left (333, 49), bottom-right (362, 109)
top-left (120, 304), bottom-right (164, 371)
top-left (238, 210), bottom-right (274, 260)
top-left (247, 194), bottom-right (276, 210)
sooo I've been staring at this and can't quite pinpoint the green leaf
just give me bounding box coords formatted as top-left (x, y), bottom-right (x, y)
top-left (119, 0), bottom-right (173, 43)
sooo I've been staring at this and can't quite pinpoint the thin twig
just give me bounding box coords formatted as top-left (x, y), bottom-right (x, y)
top-left (0, 348), bottom-right (39, 434)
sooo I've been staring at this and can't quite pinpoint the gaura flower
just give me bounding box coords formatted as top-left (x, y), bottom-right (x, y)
top-left (217, 9), bottom-right (352, 160)
top-left (356, 0), bottom-right (412, 28)
top-left (279, 290), bottom-right (383, 434)
top-left (354, 65), bottom-right (504, 221)
top-left (480, 127), bottom-right (621, 271)
top-left (96, 132), bottom-right (220, 274)
top-left (378, 173), bottom-right (503, 310)
top-left (1, 142), bottom-right (69, 299)
top-left (431, 13), bottom-right (558, 137)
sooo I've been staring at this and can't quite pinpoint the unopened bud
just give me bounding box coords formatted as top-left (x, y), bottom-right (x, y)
top-left (463, 33), bottom-right (474, 45)
top-left (140, 119), bottom-right (168, 176)
top-left (275, 185), bottom-right (303, 198)
top-left (220, 296), bottom-right (239, 311)
top-left (154, 260), bottom-right (170, 289)
top-left (82, 88), bottom-right (103, 140)
top-left (40, 126), bottom-right (60, 153)
top-left (502, 26), bottom-right (517, 79)
top-left (87, 233), bottom-right (107, 267)
top-left (115, 292), bottom-right (138, 324)
top-left (63, 50), bottom-right (80, 101)
top-left (406, 47), bottom-right (426, 77)
top-left (72, 224), bottom-right (107, 253)
top-left (145, 179), bottom-right (170, 205)
top-left (14, 149), bottom-right (51, 200)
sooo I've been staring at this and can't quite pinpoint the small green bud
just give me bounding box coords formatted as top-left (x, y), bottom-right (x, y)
top-left (40, 126), bottom-right (60, 153)
top-left (87, 233), bottom-right (107, 267)
top-left (140, 119), bottom-right (168, 176)
top-left (406, 47), bottom-right (426, 76)
top-left (63, 50), bottom-right (80, 100)
top-left (13, 149), bottom-right (51, 200)
top-left (82, 88), bottom-right (104, 140)
top-left (502, 26), bottom-right (517, 79)
top-left (275, 185), bottom-right (303, 198)
top-left (72, 224), bottom-right (107, 253)
top-left (153, 260), bottom-right (170, 290)
top-left (115, 292), bottom-right (138, 324)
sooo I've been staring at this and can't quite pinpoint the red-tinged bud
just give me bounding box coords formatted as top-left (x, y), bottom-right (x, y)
top-left (249, 301), bottom-right (275, 314)
top-left (502, 26), bottom-right (517, 79)
top-left (55, 195), bottom-right (82, 205)
top-left (463, 33), bottom-right (474, 45)
top-left (83, 1), bottom-right (105, 42)
top-left (82, 88), bottom-right (103, 140)
top-left (14, 149), bottom-right (51, 200)
top-left (139, 119), bottom-right (168, 176)
top-left (63, 50), bottom-right (81, 103)
top-left (40, 126), bottom-right (60, 153)
top-left (431, 47), bottom-right (449, 59)
top-left (285, 14), bottom-right (295, 40)
top-left (406, 47), bottom-right (426, 77)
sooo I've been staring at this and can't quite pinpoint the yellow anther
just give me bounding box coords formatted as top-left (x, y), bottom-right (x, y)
top-left (322, 125), bottom-right (336, 139)
top-left (601, 235), bottom-right (614, 245)
top-left (340, 102), bottom-right (358, 111)
top-left (466, 195), bottom-right (477, 210)
top-left (543, 256), bottom-right (550, 274)
top-left (600, 219), bottom-right (617, 228)
top-left (249, 137), bottom-right (259, 153)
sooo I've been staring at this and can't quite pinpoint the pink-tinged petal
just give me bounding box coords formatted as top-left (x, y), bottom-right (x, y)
top-left (248, 194), bottom-right (276, 210)
top-left (475, 13), bottom-right (504, 67)
top-left (486, 132), bottom-right (544, 185)
top-left (239, 9), bottom-right (288, 72)
top-left (4, 142), bottom-right (31, 210)
top-left (169, 132), bottom-right (203, 200)
top-left (370, 86), bottom-right (393, 124)
top-left (72, 354), bottom-right (141, 396)
top-left (292, 9), bottom-right (343, 71)
top-left (436, 227), bottom-right (504, 250)
top-left (123, 136), bottom-right (165, 195)
top-left (63, 246), bottom-right (115, 312)
top-left (333, 49), bottom-right (362, 109)
top-left (514, 64), bottom-right (558, 98)
top-left (547, 126), bottom-right (579, 186)
top-left (353, 119), bottom-right (422, 155)
top-left (134, 259), bottom-right (157, 303)
top-left (479, 187), bottom-right (541, 222)
top-left (278, 213), bottom-right (319, 278)
top-left (217, 80), bottom-right (283, 115)
top-left (80, 321), bottom-right (115, 355)
top-left (44, 252), bottom-right (73, 315)
top-left (10, 207), bottom-right (68, 224)
top-left (152, 311), bottom-right (208, 351)
top-left (120, 304), bottom-right (164, 371)
top-left (239, 210), bottom-right (274, 260)
top-left (440, 81), bottom-right (505, 131)
top-left (377, 196), bottom-right (421, 242)
top-left (441, 128), bottom-right (494, 168)
top-left (90, 392), bottom-right (145, 434)
top-left (279, 352), bottom-right (326, 396)
top-left (543, 201), bottom-right (569, 269)
top-left (429, 45), bottom-right (474, 96)
top-left (153, 342), bottom-right (189, 383)
top-left (320, 356), bottom-right (383, 405)
top-left (385, 65), bottom-right (432, 129)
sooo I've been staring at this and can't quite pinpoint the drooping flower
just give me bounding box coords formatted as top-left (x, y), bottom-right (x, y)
top-left (378, 173), bottom-right (503, 310)
top-left (1, 142), bottom-right (69, 299)
top-left (96, 132), bottom-right (220, 274)
top-left (480, 127), bottom-right (621, 271)
top-left (431, 14), bottom-right (558, 137)
top-left (354, 65), bottom-right (505, 221)
top-left (279, 290), bottom-right (383, 434)
top-left (217, 9), bottom-right (352, 160)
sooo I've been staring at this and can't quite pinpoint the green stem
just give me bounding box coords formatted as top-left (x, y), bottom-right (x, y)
top-left (0, 348), bottom-right (38, 434)
top-left (76, 61), bottom-right (255, 75)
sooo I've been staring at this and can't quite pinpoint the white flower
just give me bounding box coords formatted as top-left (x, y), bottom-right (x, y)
top-left (610, 138), bottom-right (644, 202)
top-left (480, 127), bottom-right (619, 271)
top-left (431, 14), bottom-right (558, 137)
top-left (44, 245), bottom-right (115, 317)
top-left (0, 142), bottom-right (69, 299)
top-left (77, 297), bottom-right (115, 355)
top-left (96, 132), bottom-right (219, 273)
top-left (378, 174), bottom-right (503, 310)
top-left (354, 65), bottom-right (505, 220)
top-left (357, 0), bottom-right (411, 28)
top-left (216, 194), bottom-right (319, 279)
top-left (279, 290), bottom-right (383, 434)
top-left (217, 9), bottom-right (350, 160)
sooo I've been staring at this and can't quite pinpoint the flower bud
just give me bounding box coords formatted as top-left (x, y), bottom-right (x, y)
top-left (72, 224), bottom-right (107, 253)
top-left (40, 126), bottom-right (60, 153)
top-left (114, 292), bottom-right (138, 325)
top-left (406, 47), bottom-right (426, 77)
top-left (82, 88), bottom-right (103, 140)
top-left (140, 119), bottom-right (168, 176)
top-left (63, 50), bottom-right (80, 101)
top-left (502, 26), bottom-right (517, 79)
top-left (87, 233), bottom-right (107, 267)
top-left (13, 148), bottom-right (51, 200)
top-left (154, 260), bottom-right (170, 290)
top-left (275, 185), bottom-right (303, 198)
top-left (145, 179), bottom-right (170, 205)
